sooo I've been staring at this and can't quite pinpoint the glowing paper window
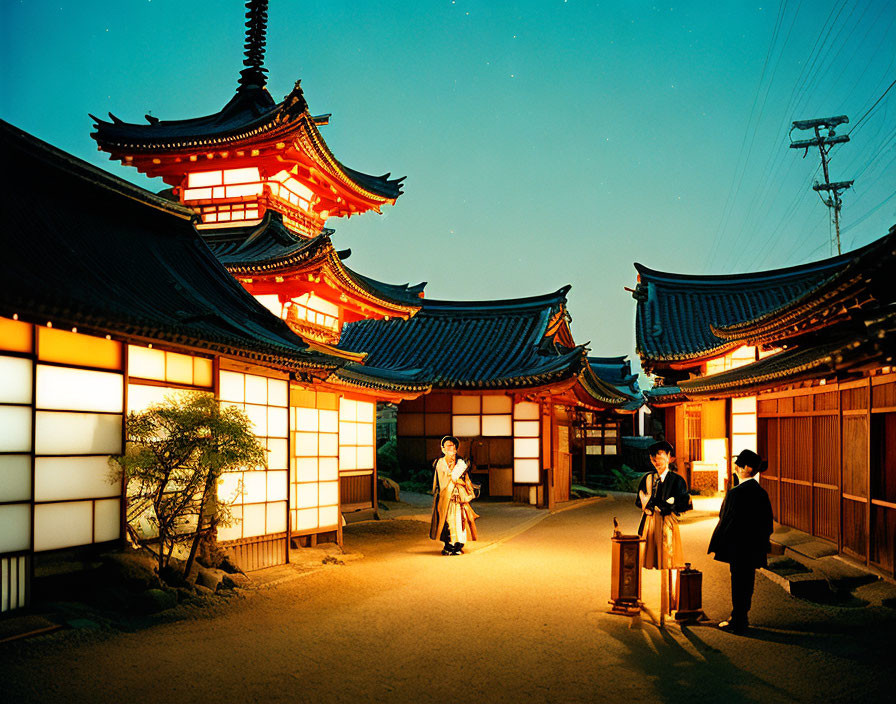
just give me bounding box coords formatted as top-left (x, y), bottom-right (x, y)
top-left (286, 293), bottom-right (339, 332)
top-left (0, 455), bottom-right (31, 503)
top-left (35, 412), bottom-right (122, 456)
top-left (290, 388), bottom-right (340, 535)
top-left (0, 356), bottom-right (32, 404)
top-left (35, 457), bottom-right (120, 502)
top-left (731, 396), bottom-right (758, 473)
top-left (217, 370), bottom-right (289, 543)
top-left (514, 401), bottom-right (541, 484)
top-left (127, 345), bottom-right (213, 387)
top-left (26, 334), bottom-right (126, 554)
top-left (128, 386), bottom-right (211, 414)
top-left (0, 317), bottom-right (33, 353)
top-left (0, 505), bottom-right (31, 553)
top-left (339, 399), bottom-right (375, 473)
top-left (0, 406), bottom-right (32, 453)
top-left (36, 366), bottom-right (122, 413)
top-left (38, 328), bottom-right (121, 369)
top-left (34, 501), bottom-right (93, 552)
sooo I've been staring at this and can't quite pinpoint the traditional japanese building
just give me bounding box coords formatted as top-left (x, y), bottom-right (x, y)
top-left (0, 121), bottom-right (427, 613)
top-left (87, 0), bottom-right (642, 512)
top-left (633, 228), bottom-right (896, 577)
top-left (91, 0), bottom-right (417, 347)
top-left (339, 290), bottom-right (643, 507)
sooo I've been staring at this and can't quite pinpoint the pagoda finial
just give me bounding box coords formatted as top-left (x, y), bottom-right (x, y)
top-left (237, 0), bottom-right (269, 92)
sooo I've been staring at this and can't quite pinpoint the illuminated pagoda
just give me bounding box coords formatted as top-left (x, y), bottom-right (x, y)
top-left (92, 0), bottom-right (402, 239)
top-left (632, 228), bottom-right (895, 575)
top-left (91, 0), bottom-right (418, 345)
top-left (0, 121), bottom-right (428, 612)
top-left (339, 288), bottom-right (643, 506)
top-left (89, 0), bottom-right (641, 512)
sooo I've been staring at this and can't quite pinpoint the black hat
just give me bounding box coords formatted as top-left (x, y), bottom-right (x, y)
top-left (734, 449), bottom-right (767, 472)
top-left (440, 435), bottom-right (460, 449)
top-left (648, 440), bottom-right (674, 456)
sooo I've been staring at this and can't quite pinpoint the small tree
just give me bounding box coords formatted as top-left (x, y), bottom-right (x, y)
top-left (111, 393), bottom-right (267, 579)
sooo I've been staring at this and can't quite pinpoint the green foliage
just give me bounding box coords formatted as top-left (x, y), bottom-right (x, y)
top-left (110, 392), bottom-right (267, 576)
top-left (376, 437), bottom-right (399, 478)
top-left (609, 464), bottom-right (644, 493)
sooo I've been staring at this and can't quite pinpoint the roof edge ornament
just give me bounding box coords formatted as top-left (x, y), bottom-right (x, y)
top-left (237, 0), bottom-right (269, 93)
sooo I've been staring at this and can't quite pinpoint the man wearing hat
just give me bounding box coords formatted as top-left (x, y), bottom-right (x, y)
top-left (636, 440), bottom-right (692, 570)
top-left (429, 436), bottom-right (479, 555)
top-left (708, 449), bottom-right (775, 634)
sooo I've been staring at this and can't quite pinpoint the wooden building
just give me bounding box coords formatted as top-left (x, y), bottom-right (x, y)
top-left (0, 122), bottom-right (426, 613)
top-left (633, 229), bottom-right (896, 577)
top-left (339, 290), bottom-right (643, 507)
top-left (0, 1), bottom-right (643, 615)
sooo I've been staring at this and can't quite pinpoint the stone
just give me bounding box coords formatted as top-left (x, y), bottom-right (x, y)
top-left (222, 572), bottom-right (251, 589)
top-left (379, 476), bottom-right (401, 502)
top-left (140, 588), bottom-right (177, 613)
top-left (196, 566), bottom-right (228, 591)
top-left (100, 550), bottom-right (162, 591)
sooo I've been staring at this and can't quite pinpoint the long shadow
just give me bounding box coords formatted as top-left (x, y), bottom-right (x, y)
top-left (602, 616), bottom-right (793, 703)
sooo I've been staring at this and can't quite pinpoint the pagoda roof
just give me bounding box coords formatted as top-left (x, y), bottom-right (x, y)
top-left (337, 287), bottom-right (639, 408)
top-left (90, 82), bottom-right (403, 202)
top-left (200, 213), bottom-right (424, 313)
top-left (633, 244), bottom-right (868, 369)
top-left (0, 119), bottom-right (424, 403)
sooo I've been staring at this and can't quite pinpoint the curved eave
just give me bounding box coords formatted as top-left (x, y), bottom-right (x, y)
top-left (421, 285), bottom-right (571, 314)
top-left (328, 364), bottom-right (431, 397)
top-left (3, 305), bottom-right (337, 374)
top-left (92, 86), bottom-right (403, 205)
top-left (298, 113), bottom-right (403, 203)
top-left (712, 228), bottom-right (896, 344)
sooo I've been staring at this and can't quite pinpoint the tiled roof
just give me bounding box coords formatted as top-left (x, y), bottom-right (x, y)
top-left (0, 121), bottom-right (331, 372)
top-left (644, 384), bottom-right (689, 406)
top-left (338, 288), bottom-right (638, 407)
top-left (633, 250), bottom-right (859, 367)
top-left (713, 228), bottom-right (896, 344)
top-left (200, 215), bottom-right (424, 313)
top-left (201, 214), bottom-right (332, 271)
top-left (91, 82), bottom-right (404, 201)
top-left (588, 356), bottom-right (644, 410)
top-left (338, 288), bottom-right (575, 387)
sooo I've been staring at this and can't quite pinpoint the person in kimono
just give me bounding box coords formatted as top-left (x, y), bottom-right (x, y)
top-left (708, 449), bottom-right (774, 634)
top-left (635, 440), bottom-right (691, 570)
top-left (429, 435), bottom-right (479, 555)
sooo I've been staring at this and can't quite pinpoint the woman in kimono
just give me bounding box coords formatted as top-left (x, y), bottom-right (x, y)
top-left (636, 440), bottom-right (692, 569)
top-left (430, 436), bottom-right (479, 555)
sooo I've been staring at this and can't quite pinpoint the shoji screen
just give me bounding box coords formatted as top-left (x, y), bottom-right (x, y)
top-left (125, 344), bottom-right (215, 539)
top-left (513, 401), bottom-right (541, 483)
top-left (33, 327), bottom-right (124, 552)
top-left (290, 388), bottom-right (340, 534)
top-left (731, 396), bottom-right (758, 473)
top-left (217, 370), bottom-right (289, 541)
top-left (0, 317), bottom-right (34, 612)
top-left (339, 398), bottom-right (375, 474)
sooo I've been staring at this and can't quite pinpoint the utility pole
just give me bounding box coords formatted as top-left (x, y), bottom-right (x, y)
top-left (789, 115), bottom-right (854, 255)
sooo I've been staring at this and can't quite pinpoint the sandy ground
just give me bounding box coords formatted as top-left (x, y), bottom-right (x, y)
top-left (2, 493), bottom-right (895, 704)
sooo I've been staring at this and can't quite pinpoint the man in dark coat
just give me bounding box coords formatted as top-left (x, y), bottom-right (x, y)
top-left (708, 449), bottom-right (774, 634)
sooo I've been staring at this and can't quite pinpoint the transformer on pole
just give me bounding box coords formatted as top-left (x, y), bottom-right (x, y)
top-left (789, 115), bottom-right (854, 255)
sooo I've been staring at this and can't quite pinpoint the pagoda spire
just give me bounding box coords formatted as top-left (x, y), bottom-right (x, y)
top-left (237, 0), bottom-right (269, 92)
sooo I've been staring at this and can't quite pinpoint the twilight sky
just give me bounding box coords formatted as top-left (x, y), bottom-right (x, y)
top-left (2, 1), bottom-right (894, 383)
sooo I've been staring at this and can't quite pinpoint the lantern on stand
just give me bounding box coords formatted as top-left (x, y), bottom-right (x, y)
top-left (674, 563), bottom-right (708, 623)
top-left (609, 518), bottom-right (643, 616)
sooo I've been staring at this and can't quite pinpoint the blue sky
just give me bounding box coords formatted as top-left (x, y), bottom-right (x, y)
top-left (2, 1), bottom-right (894, 382)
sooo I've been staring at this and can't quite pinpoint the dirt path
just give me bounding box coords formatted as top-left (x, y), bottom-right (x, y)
top-left (3, 495), bottom-right (894, 703)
